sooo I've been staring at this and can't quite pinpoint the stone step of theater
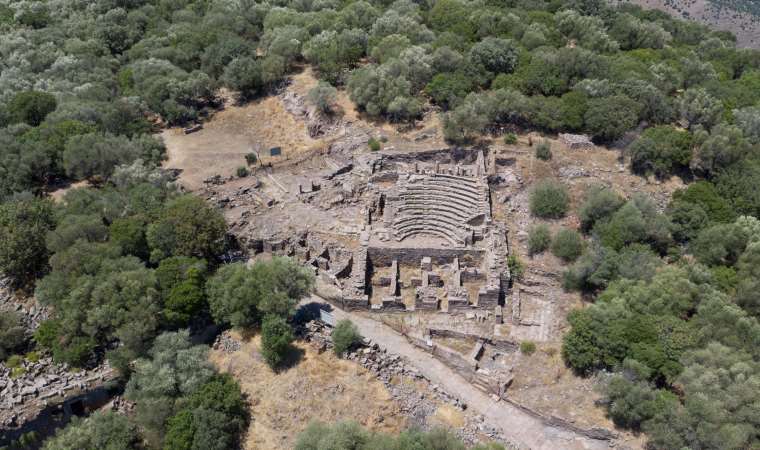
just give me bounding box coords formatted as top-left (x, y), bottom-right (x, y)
top-left (399, 189), bottom-right (485, 210)
top-left (395, 225), bottom-right (465, 245)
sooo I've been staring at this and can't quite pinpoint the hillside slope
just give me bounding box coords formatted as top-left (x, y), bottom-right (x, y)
top-left (613, 0), bottom-right (760, 48)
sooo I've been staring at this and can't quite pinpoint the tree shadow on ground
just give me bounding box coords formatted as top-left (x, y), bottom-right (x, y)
top-left (274, 344), bottom-right (306, 373)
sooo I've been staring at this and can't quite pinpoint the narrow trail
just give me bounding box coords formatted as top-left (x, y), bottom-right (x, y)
top-left (306, 296), bottom-right (614, 450)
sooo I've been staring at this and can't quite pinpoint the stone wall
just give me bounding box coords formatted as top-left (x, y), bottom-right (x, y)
top-left (367, 247), bottom-right (485, 268)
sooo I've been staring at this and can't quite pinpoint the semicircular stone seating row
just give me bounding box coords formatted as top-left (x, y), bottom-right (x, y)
top-left (393, 175), bottom-right (488, 245)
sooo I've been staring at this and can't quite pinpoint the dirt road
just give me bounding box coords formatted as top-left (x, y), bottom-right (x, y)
top-left (307, 296), bottom-right (613, 450)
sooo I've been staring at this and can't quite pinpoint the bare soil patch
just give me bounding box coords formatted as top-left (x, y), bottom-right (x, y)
top-left (209, 331), bottom-right (407, 450)
top-left (162, 89), bottom-right (325, 191)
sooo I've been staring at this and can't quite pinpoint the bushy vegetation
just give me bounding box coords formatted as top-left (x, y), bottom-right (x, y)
top-left (535, 140), bottom-right (552, 160)
top-left (295, 421), bottom-right (504, 450)
top-left (528, 224), bottom-right (552, 255)
top-left (332, 319), bottom-right (363, 356)
top-left (551, 228), bottom-right (584, 262)
top-left (529, 180), bottom-right (569, 219)
top-left (0, 0), bottom-right (759, 448)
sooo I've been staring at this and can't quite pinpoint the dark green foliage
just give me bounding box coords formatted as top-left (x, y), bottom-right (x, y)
top-left (332, 319), bottom-right (363, 356)
top-left (529, 180), bottom-right (569, 219)
top-left (236, 166), bottom-right (249, 178)
top-left (551, 228), bottom-right (584, 262)
top-left (736, 243), bottom-right (760, 316)
top-left (164, 374), bottom-right (248, 450)
top-left (164, 268), bottom-right (206, 328)
top-left (0, 198), bottom-right (55, 286)
top-left (0, 312), bottom-right (26, 361)
top-left (109, 217), bottom-right (148, 259)
top-left (425, 72), bottom-right (475, 110)
top-left (8, 91), bottom-right (57, 126)
top-left (368, 137), bottom-right (381, 151)
top-left (245, 152), bottom-right (258, 166)
top-left (260, 314), bottom-right (295, 369)
top-left (206, 257), bottom-right (314, 328)
top-left (690, 223), bottom-right (747, 267)
top-left (562, 266), bottom-right (705, 380)
top-left (146, 195), bottom-right (227, 262)
top-left (535, 140), bottom-right (552, 160)
top-left (593, 195), bottom-right (673, 253)
top-left (155, 256), bottom-right (208, 297)
top-left (528, 224), bottom-right (552, 255)
top-left (563, 243), bottom-right (662, 292)
top-left (41, 411), bottom-right (138, 450)
top-left (578, 185), bottom-right (624, 232)
top-left (629, 126), bottom-right (692, 177)
top-left (125, 330), bottom-right (215, 447)
top-left (603, 372), bottom-right (677, 430)
top-left (584, 95), bottom-right (640, 142)
top-left (670, 181), bottom-right (735, 225)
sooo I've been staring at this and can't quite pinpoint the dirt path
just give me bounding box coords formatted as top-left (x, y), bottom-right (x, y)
top-left (307, 296), bottom-right (613, 450)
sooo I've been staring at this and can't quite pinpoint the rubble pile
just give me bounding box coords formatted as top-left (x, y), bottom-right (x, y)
top-left (301, 320), bottom-right (509, 445)
top-left (0, 357), bottom-right (115, 427)
top-left (212, 330), bottom-right (242, 353)
top-left (0, 278), bottom-right (50, 331)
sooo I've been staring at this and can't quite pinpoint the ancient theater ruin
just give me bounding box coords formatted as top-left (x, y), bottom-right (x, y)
top-left (214, 146), bottom-right (511, 320)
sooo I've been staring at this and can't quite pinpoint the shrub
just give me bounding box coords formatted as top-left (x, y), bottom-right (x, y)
top-left (260, 315), bottom-right (295, 369)
top-left (520, 341), bottom-right (537, 355)
top-left (528, 224), bottom-right (552, 255)
top-left (529, 180), bottom-right (569, 219)
top-left (535, 140), bottom-right (552, 160)
top-left (5, 354), bottom-right (23, 368)
top-left (25, 351), bottom-right (40, 363)
top-left (332, 319), bottom-right (362, 356)
top-left (507, 254), bottom-right (525, 281)
top-left (578, 185), bottom-right (625, 232)
top-left (551, 228), bottom-right (584, 262)
top-left (307, 82), bottom-right (338, 115)
top-left (8, 90), bottom-right (57, 126)
top-left (245, 152), bottom-right (258, 165)
top-left (0, 312), bottom-right (26, 361)
top-left (368, 137), bottom-right (381, 151)
top-left (236, 166), bottom-right (249, 177)
top-left (504, 133), bottom-right (518, 144)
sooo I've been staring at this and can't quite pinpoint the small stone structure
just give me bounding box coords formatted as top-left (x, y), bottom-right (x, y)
top-left (559, 133), bottom-right (594, 149)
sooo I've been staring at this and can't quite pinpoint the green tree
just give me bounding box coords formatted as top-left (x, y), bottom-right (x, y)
top-left (164, 267), bottom-right (206, 328)
top-left (529, 180), bottom-right (569, 219)
top-left (206, 258), bottom-right (314, 328)
top-left (535, 140), bottom-right (552, 160)
top-left (629, 126), bottom-right (692, 177)
top-left (578, 184), bottom-right (624, 232)
top-left (146, 195), bottom-right (227, 262)
top-left (164, 374), bottom-right (248, 450)
top-left (41, 411), bottom-right (138, 450)
top-left (467, 37), bottom-right (518, 75)
top-left (551, 228), bottom-right (585, 262)
top-left (332, 319), bottom-right (362, 356)
top-left (8, 91), bottom-right (57, 126)
top-left (528, 224), bottom-right (552, 255)
top-left (109, 217), bottom-right (148, 259)
top-left (584, 95), bottom-right (640, 142)
top-left (0, 198), bottom-right (55, 286)
top-left (62, 133), bottom-right (142, 181)
top-left (260, 314), bottom-right (294, 369)
top-left (0, 312), bottom-right (26, 361)
top-left (307, 82), bottom-right (339, 115)
top-left (125, 330), bottom-right (215, 447)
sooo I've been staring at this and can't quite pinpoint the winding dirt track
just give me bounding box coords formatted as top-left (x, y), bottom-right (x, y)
top-left (306, 296), bottom-right (614, 450)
